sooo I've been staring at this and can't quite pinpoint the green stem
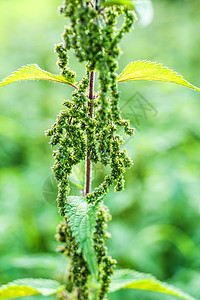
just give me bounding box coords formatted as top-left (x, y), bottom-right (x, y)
top-left (85, 71), bottom-right (95, 195)
top-left (85, 0), bottom-right (99, 196)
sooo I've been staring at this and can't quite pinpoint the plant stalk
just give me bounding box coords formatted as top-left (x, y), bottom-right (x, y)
top-left (85, 71), bottom-right (95, 195)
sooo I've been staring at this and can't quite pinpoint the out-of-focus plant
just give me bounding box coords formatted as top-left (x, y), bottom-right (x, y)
top-left (0, 0), bottom-right (199, 299)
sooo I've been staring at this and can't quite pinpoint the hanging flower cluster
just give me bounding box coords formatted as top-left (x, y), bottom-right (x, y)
top-left (45, 0), bottom-right (135, 298)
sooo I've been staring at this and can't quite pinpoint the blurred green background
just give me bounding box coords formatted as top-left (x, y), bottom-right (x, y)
top-left (0, 0), bottom-right (200, 299)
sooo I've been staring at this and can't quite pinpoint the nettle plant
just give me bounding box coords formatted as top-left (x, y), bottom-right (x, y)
top-left (0, 1), bottom-right (200, 300)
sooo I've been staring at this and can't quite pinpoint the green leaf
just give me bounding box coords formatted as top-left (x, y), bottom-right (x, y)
top-left (110, 269), bottom-right (196, 300)
top-left (101, 0), bottom-right (134, 8)
top-left (0, 64), bottom-right (76, 87)
top-left (65, 196), bottom-right (98, 277)
top-left (0, 278), bottom-right (65, 299)
top-left (117, 60), bottom-right (200, 92)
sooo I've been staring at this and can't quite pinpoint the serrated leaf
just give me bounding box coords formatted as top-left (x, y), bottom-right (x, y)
top-left (0, 64), bottom-right (76, 88)
top-left (110, 269), bottom-right (196, 300)
top-left (101, 0), bottom-right (134, 8)
top-left (0, 278), bottom-right (65, 299)
top-left (117, 60), bottom-right (200, 92)
top-left (65, 196), bottom-right (98, 277)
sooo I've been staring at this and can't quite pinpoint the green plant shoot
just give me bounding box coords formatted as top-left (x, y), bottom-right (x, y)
top-left (0, 0), bottom-right (199, 299)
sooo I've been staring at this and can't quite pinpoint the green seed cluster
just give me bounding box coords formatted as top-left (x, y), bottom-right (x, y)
top-left (59, 0), bottom-right (135, 190)
top-left (56, 218), bottom-right (90, 298)
top-left (55, 43), bottom-right (76, 80)
top-left (94, 204), bottom-right (117, 299)
top-left (46, 0), bottom-right (135, 298)
top-left (45, 69), bottom-right (89, 215)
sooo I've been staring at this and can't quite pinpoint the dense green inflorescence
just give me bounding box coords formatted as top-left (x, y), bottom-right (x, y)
top-left (45, 0), bottom-right (135, 298)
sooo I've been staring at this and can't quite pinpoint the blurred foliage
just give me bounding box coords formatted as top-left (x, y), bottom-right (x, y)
top-left (0, 0), bottom-right (200, 299)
